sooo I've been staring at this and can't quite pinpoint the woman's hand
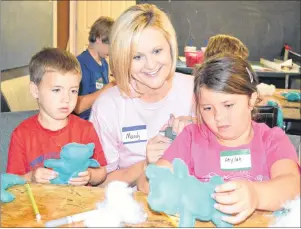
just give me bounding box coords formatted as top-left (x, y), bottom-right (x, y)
top-left (146, 134), bottom-right (172, 164)
top-left (212, 180), bottom-right (259, 225)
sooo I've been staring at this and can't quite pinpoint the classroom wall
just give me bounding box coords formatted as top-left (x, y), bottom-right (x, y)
top-left (138, 1), bottom-right (301, 61)
top-left (0, 1), bottom-right (53, 71)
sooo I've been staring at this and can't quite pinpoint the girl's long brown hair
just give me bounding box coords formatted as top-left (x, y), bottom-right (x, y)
top-left (193, 54), bottom-right (261, 124)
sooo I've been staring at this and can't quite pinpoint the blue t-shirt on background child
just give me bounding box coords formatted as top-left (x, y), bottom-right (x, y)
top-left (77, 50), bottom-right (109, 120)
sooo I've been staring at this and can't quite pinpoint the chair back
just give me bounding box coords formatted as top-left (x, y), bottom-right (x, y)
top-left (254, 106), bottom-right (278, 128)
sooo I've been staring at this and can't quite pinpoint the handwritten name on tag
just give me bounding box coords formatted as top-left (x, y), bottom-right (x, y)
top-left (122, 125), bottom-right (147, 144)
top-left (220, 149), bottom-right (251, 171)
top-left (96, 81), bottom-right (104, 90)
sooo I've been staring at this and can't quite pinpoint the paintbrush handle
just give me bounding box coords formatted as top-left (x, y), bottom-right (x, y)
top-left (25, 183), bottom-right (41, 220)
top-left (45, 209), bottom-right (99, 227)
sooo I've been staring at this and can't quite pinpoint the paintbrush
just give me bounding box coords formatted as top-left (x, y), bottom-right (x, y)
top-left (25, 182), bottom-right (41, 222)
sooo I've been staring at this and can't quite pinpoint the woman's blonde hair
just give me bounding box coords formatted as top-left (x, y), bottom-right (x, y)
top-left (109, 4), bottom-right (178, 97)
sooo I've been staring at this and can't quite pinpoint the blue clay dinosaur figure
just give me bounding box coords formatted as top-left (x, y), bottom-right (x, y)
top-left (1, 173), bottom-right (26, 203)
top-left (281, 92), bottom-right (301, 102)
top-left (44, 143), bottom-right (100, 184)
top-left (146, 158), bottom-right (232, 227)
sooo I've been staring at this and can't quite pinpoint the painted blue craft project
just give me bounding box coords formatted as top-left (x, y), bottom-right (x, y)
top-left (146, 158), bottom-right (232, 227)
top-left (1, 173), bottom-right (26, 203)
top-left (44, 143), bottom-right (100, 184)
top-left (273, 208), bottom-right (289, 217)
top-left (281, 92), bottom-right (301, 102)
top-left (160, 127), bottom-right (177, 141)
top-left (267, 100), bottom-right (284, 129)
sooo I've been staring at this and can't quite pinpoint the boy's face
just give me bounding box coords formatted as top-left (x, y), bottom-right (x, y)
top-left (30, 71), bottom-right (81, 121)
top-left (198, 87), bottom-right (256, 141)
top-left (95, 37), bottom-right (109, 58)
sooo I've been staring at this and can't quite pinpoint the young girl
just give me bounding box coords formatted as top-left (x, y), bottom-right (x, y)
top-left (137, 54), bottom-right (300, 225)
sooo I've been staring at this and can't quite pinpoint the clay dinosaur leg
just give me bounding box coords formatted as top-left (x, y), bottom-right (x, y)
top-left (211, 210), bottom-right (233, 228)
top-left (179, 209), bottom-right (195, 227)
top-left (1, 190), bottom-right (16, 203)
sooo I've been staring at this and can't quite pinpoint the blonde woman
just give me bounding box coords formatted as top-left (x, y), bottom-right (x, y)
top-left (90, 4), bottom-right (195, 186)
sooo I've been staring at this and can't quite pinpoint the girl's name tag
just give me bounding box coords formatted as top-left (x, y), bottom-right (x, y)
top-left (220, 149), bottom-right (251, 171)
top-left (122, 125), bottom-right (147, 144)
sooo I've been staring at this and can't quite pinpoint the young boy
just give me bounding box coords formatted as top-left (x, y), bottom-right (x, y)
top-left (6, 48), bottom-right (107, 186)
top-left (74, 16), bottom-right (115, 120)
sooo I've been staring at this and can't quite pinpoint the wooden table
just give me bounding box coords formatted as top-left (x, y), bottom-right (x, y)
top-left (1, 183), bottom-right (274, 228)
top-left (270, 89), bottom-right (301, 121)
top-left (176, 60), bottom-right (300, 77)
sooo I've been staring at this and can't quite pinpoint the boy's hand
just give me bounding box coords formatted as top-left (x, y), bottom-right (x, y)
top-left (212, 180), bottom-right (259, 225)
top-left (68, 169), bottom-right (91, 186)
top-left (31, 168), bottom-right (58, 183)
top-left (146, 134), bottom-right (172, 164)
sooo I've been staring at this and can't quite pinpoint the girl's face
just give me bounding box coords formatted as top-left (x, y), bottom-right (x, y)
top-left (130, 27), bottom-right (172, 91)
top-left (198, 87), bottom-right (257, 142)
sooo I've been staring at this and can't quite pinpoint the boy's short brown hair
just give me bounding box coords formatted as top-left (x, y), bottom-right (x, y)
top-left (204, 34), bottom-right (249, 60)
top-left (29, 47), bottom-right (81, 85)
top-left (88, 16), bottom-right (114, 44)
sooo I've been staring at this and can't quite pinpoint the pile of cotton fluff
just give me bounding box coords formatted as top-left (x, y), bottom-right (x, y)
top-left (84, 181), bottom-right (147, 227)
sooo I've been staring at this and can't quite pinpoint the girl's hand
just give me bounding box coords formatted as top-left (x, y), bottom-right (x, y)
top-left (160, 114), bottom-right (196, 137)
top-left (68, 169), bottom-right (91, 186)
top-left (212, 180), bottom-right (259, 225)
top-left (146, 134), bottom-right (172, 164)
top-left (171, 115), bottom-right (196, 135)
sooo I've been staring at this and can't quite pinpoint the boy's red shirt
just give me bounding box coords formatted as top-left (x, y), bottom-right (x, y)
top-left (6, 114), bottom-right (107, 175)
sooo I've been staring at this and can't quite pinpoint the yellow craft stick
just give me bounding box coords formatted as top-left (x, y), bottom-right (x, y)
top-left (161, 212), bottom-right (178, 227)
top-left (25, 183), bottom-right (41, 221)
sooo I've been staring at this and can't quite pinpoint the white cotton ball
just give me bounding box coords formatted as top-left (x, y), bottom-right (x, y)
top-left (270, 197), bottom-right (300, 227)
top-left (105, 181), bottom-right (147, 224)
top-left (84, 181), bottom-right (147, 227)
top-left (84, 208), bottom-right (122, 227)
top-left (119, 197), bottom-right (147, 224)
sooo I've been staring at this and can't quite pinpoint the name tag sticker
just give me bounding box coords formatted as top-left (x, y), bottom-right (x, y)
top-left (122, 125), bottom-right (147, 144)
top-left (96, 81), bottom-right (104, 90)
top-left (220, 149), bottom-right (251, 171)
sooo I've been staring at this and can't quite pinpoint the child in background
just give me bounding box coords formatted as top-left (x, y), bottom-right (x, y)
top-left (75, 16), bottom-right (115, 120)
top-left (137, 55), bottom-right (300, 224)
top-left (204, 33), bottom-right (281, 109)
top-left (6, 48), bottom-right (107, 186)
top-left (204, 34), bottom-right (249, 60)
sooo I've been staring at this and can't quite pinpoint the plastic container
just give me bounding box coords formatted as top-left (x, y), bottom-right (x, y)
top-left (185, 50), bottom-right (204, 67)
top-left (184, 46), bottom-right (197, 53)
